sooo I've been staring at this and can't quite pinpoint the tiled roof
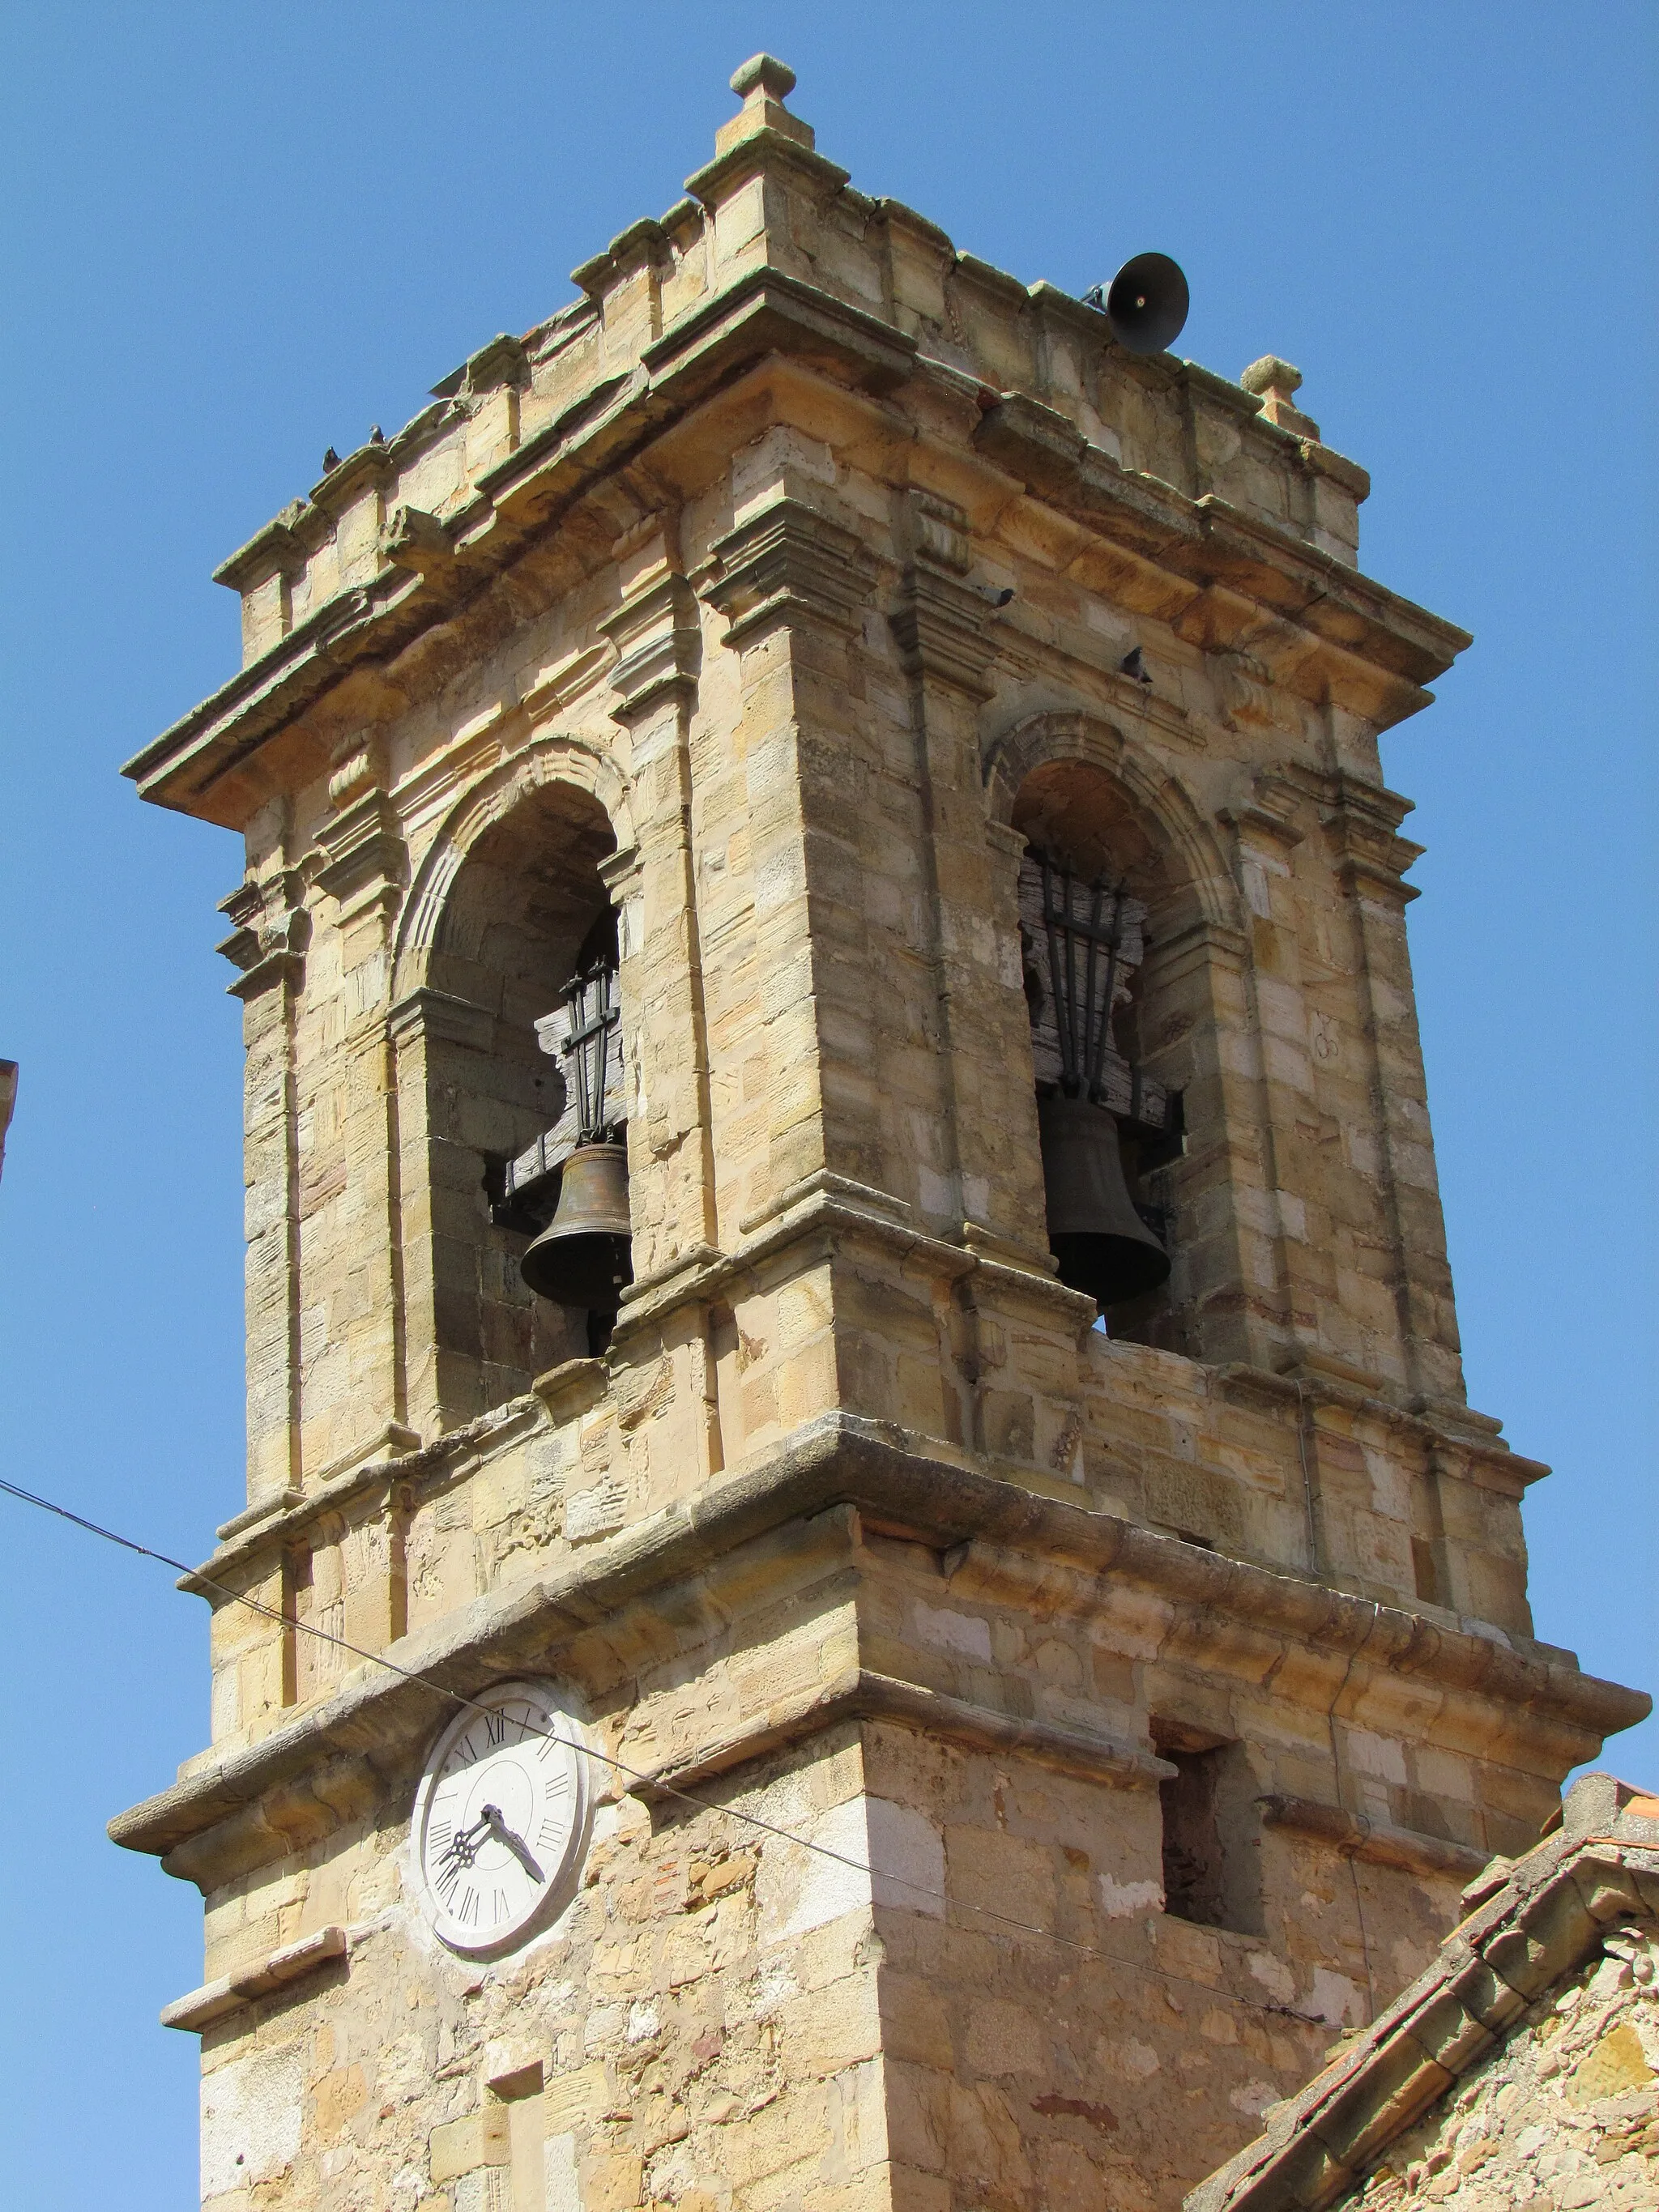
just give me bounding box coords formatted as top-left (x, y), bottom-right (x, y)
top-left (1185, 1773), bottom-right (1659, 2212)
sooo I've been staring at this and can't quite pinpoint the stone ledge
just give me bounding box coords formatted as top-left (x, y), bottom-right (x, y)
top-left (1215, 1362), bottom-right (1550, 1497)
top-left (632, 1666), bottom-right (1176, 1806)
top-left (111, 1413), bottom-right (1650, 1877)
top-left (1259, 1794), bottom-right (1491, 1883)
top-left (160, 1924), bottom-right (347, 2033)
top-left (181, 1399), bottom-right (539, 1596)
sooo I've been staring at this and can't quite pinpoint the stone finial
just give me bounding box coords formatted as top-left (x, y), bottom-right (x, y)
top-left (1241, 355), bottom-right (1320, 440)
top-left (731, 53), bottom-right (795, 100)
top-left (716, 53), bottom-right (813, 156)
top-left (1241, 355), bottom-right (1301, 400)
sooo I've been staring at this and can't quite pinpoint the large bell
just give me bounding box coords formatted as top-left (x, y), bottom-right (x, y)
top-left (520, 1143), bottom-right (633, 1308)
top-left (1038, 1092), bottom-right (1171, 1307)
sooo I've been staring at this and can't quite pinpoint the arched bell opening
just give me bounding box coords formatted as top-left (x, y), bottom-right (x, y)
top-left (1011, 758), bottom-right (1194, 1347)
top-left (423, 779), bottom-right (626, 1412)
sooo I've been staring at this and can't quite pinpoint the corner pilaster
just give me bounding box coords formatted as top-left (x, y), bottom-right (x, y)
top-left (217, 867), bottom-right (310, 1502)
top-left (700, 494), bottom-right (883, 1229)
top-left (603, 548), bottom-right (719, 1281)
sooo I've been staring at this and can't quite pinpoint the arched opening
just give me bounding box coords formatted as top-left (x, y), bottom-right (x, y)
top-left (1011, 757), bottom-right (1192, 1347)
top-left (421, 778), bottom-right (622, 1413)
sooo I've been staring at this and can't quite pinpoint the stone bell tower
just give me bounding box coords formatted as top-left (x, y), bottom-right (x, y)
top-left (113, 57), bottom-right (1645, 2212)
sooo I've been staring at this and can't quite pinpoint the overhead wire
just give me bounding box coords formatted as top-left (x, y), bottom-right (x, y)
top-left (0, 1470), bottom-right (1338, 2029)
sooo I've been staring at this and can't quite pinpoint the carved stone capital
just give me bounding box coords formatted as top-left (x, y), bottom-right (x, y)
top-left (314, 790), bottom-right (406, 913)
top-left (1221, 771), bottom-right (1308, 850)
top-left (890, 565), bottom-right (1000, 700)
top-left (908, 489), bottom-right (974, 576)
top-left (602, 573), bottom-right (701, 718)
top-left (386, 988), bottom-right (496, 1055)
top-left (1322, 774), bottom-right (1424, 900)
top-left (702, 499), bottom-right (877, 646)
top-left (216, 870), bottom-right (309, 999)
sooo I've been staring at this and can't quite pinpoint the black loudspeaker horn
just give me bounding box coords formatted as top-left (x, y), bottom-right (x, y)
top-left (1099, 252), bottom-right (1189, 356)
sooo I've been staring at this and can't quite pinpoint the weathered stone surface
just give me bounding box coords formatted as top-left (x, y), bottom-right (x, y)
top-left (113, 54), bottom-right (1648, 2212)
top-left (1187, 1780), bottom-right (1659, 2212)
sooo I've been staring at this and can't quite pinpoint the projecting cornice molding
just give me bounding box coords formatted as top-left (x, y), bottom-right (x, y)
top-left (124, 262), bottom-right (1467, 831)
top-left (110, 1414), bottom-right (1648, 1883)
top-left (702, 497), bottom-right (881, 646)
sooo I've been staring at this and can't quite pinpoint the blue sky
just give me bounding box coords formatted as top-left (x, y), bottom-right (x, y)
top-left (1, 5), bottom-right (1653, 2202)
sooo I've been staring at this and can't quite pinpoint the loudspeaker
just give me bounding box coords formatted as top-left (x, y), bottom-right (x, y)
top-left (1102, 252), bottom-right (1189, 356)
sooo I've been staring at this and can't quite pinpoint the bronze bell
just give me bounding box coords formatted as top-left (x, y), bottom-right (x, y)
top-left (1038, 1092), bottom-right (1171, 1307)
top-left (520, 1142), bottom-right (633, 1308)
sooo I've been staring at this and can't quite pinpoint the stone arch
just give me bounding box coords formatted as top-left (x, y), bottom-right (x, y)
top-left (982, 710), bottom-right (1245, 1357)
top-left (391, 732), bottom-right (634, 1007)
top-left (981, 709), bottom-right (1239, 937)
top-left (388, 731), bottom-right (635, 1427)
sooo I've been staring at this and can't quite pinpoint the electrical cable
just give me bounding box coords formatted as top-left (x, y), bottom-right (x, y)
top-left (0, 1470), bottom-right (1338, 2028)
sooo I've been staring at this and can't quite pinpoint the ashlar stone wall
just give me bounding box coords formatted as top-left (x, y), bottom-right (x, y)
top-left (113, 53), bottom-right (1649, 2212)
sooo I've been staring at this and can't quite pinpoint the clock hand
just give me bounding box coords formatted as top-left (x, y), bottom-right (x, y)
top-left (437, 1811), bottom-right (491, 1870)
top-left (480, 1804), bottom-right (545, 1884)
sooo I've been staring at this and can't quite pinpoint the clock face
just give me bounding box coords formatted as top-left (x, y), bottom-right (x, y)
top-left (412, 1678), bottom-right (592, 1959)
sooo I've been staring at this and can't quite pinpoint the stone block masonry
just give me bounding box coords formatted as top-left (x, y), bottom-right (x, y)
top-left (113, 53), bottom-right (1646, 2212)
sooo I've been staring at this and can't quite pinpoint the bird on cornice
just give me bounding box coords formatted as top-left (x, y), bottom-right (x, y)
top-left (322, 447), bottom-right (340, 472)
top-left (1120, 646), bottom-right (1154, 687)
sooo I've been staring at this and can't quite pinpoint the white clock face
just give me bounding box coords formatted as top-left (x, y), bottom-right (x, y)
top-left (412, 1678), bottom-right (592, 1959)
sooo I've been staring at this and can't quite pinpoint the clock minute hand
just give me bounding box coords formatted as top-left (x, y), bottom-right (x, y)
top-left (480, 1803), bottom-right (545, 1884)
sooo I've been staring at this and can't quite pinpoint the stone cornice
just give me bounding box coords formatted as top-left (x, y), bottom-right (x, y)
top-left (1259, 1794), bottom-right (1490, 1883)
top-left (110, 1413), bottom-right (1648, 1874)
top-left (127, 259), bottom-right (1466, 829)
top-left (1214, 1362), bottom-right (1549, 1498)
top-left (122, 267), bottom-right (915, 826)
top-left (181, 1400), bottom-right (539, 1595)
top-left (972, 392), bottom-right (1466, 706)
top-left (160, 1924), bottom-right (348, 2035)
top-left (635, 1665), bottom-right (1177, 1802)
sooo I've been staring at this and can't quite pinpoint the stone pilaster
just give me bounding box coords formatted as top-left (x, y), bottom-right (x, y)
top-left (700, 494), bottom-right (881, 1227)
top-left (889, 490), bottom-right (1051, 1259)
top-left (1322, 774), bottom-right (1462, 1406)
top-left (386, 986), bottom-right (497, 1434)
top-left (1220, 774), bottom-right (1317, 1370)
top-left (217, 866), bottom-right (309, 1502)
top-left (602, 544), bottom-right (719, 1281)
top-left (307, 733), bottom-right (413, 1474)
